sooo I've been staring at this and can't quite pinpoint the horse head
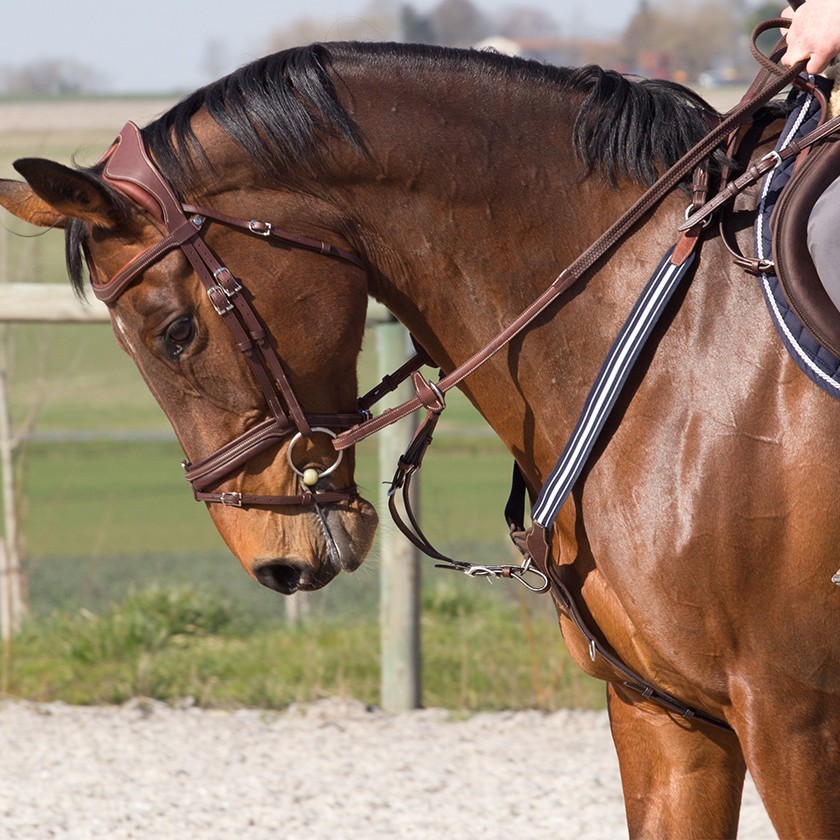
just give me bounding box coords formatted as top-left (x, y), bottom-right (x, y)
top-left (0, 120), bottom-right (378, 595)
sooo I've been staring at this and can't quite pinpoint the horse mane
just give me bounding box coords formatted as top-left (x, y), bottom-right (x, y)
top-left (567, 66), bottom-right (728, 186)
top-left (141, 41), bottom-right (730, 194)
top-left (141, 43), bottom-right (366, 193)
top-left (67, 41), bottom-right (757, 293)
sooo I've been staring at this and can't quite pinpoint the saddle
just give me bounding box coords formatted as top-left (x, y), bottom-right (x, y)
top-left (678, 65), bottom-right (840, 390)
top-left (773, 123), bottom-right (840, 358)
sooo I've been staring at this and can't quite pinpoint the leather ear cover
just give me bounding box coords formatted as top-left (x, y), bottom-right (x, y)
top-left (773, 136), bottom-right (840, 357)
top-left (101, 121), bottom-right (184, 226)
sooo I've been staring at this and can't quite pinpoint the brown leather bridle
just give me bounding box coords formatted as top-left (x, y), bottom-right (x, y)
top-left (90, 120), bottom-right (377, 509)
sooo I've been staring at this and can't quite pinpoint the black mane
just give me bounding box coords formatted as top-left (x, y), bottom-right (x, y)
top-left (142, 41), bottom-right (727, 194)
top-left (68, 41), bottom-right (735, 293)
top-left (141, 43), bottom-right (366, 194)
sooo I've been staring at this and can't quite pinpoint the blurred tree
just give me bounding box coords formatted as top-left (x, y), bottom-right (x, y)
top-left (266, 0), bottom-right (400, 52)
top-left (431, 0), bottom-right (493, 46)
top-left (401, 4), bottom-right (438, 43)
top-left (1, 59), bottom-right (105, 96)
top-left (620, 0), bottom-right (743, 81)
top-left (620, 0), bottom-right (660, 68)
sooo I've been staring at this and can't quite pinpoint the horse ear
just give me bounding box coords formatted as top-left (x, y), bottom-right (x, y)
top-left (0, 159), bottom-right (123, 230)
top-left (0, 177), bottom-right (69, 229)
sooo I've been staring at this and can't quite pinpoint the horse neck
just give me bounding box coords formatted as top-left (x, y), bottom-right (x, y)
top-left (325, 62), bottom-right (682, 475)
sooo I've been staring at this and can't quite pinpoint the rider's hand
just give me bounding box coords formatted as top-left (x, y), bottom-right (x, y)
top-left (781, 0), bottom-right (840, 75)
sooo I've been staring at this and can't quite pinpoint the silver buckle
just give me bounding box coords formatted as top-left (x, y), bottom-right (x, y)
top-left (213, 266), bottom-right (242, 296)
top-left (208, 286), bottom-right (234, 314)
top-left (684, 202), bottom-right (713, 229)
top-left (220, 492), bottom-right (243, 507)
top-left (760, 149), bottom-right (782, 170)
top-left (248, 219), bottom-right (272, 237)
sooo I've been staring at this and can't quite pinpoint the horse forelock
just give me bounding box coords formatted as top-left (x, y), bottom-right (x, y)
top-left (66, 218), bottom-right (87, 296)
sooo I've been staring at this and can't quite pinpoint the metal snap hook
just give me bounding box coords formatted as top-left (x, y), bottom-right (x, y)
top-left (286, 427), bottom-right (343, 487)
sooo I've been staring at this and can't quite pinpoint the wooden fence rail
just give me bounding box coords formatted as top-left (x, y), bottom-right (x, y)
top-left (2, 284), bottom-right (110, 322)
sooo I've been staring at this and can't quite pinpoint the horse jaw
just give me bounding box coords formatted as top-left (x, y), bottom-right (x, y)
top-left (211, 496), bottom-right (378, 595)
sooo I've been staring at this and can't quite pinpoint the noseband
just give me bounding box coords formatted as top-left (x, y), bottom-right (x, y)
top-left (91, 121), bottom-right (368, 509)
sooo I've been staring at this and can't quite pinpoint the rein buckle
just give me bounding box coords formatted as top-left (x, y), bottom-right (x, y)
top-left (248, 219), bottom-right (273, 237)
top-left (213, 266), bottom-right (242, 297)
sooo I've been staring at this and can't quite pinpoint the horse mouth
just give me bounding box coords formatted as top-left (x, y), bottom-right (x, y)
top-left (252, 497), bottom-right (377, 595)
top-left (253, 558), bottom-right (336, 594)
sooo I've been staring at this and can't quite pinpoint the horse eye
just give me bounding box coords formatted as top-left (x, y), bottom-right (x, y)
top-left (163, 316), bottom-right (195, 357)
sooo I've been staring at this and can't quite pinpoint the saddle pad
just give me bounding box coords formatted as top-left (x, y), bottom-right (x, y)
top-left (757, 78), bottom-right (840, 398)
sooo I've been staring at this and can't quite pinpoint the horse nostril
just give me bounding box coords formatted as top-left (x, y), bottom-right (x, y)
top-left (254, 561), bottom-right (302, 595)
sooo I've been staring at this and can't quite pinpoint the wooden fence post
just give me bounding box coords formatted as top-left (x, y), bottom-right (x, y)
top-left (0, 283), bottom-right (109, 640)
top-left (0, 349), bottom-right (24, 640)
top-left (0, 231), bottom-right (29, 640)
top-left (377, 319), bottom-right (422, 711)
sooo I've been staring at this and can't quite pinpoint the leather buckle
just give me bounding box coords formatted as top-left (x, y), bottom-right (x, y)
top-left (248, 220), bottom-right (272, 237)
top-left (213, 266), bottom-right (242, 296)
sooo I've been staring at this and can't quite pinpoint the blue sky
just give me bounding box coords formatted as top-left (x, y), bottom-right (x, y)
top-left (4, 0), bottom-right (650, 94)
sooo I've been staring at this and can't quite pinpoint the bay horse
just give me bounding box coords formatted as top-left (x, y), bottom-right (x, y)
top-left (0, 42), bottom-right (837, 838)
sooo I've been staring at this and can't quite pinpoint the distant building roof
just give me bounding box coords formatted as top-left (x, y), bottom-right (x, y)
top-left (474, 36), bottom-right (523, 57)
top-left (474, 34), bottom-right (620, 69)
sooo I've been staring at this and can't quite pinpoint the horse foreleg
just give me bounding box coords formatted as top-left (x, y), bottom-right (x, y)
top-left (734, 684), bottom-right (840, 839)
top-left (607, 684), bottom-right (746, 840)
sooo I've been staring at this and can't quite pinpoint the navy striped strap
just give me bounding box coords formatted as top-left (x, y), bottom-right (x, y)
top-left (532, 244), bottom-right (695, 528)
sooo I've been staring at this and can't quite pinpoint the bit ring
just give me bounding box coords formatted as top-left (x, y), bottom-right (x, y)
top-left (286, 427), bottom-right (343, 484)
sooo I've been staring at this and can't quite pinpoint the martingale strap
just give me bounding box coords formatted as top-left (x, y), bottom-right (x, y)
top-left (530, 242), bottom-right (698, 528)
top-left (386, 231), bottom-right (700, 589)
top-left (517, 234), bottom-right (738, 732)
top-left (384, 223), bottom-right (734, 731)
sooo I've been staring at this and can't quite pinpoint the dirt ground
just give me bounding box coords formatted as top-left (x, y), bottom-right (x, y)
top-left (0, 699), bottom-right (777, 839)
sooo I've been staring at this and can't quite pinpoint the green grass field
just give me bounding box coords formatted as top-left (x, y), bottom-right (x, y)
top-left (0, 100), bottom-right (605, 712)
